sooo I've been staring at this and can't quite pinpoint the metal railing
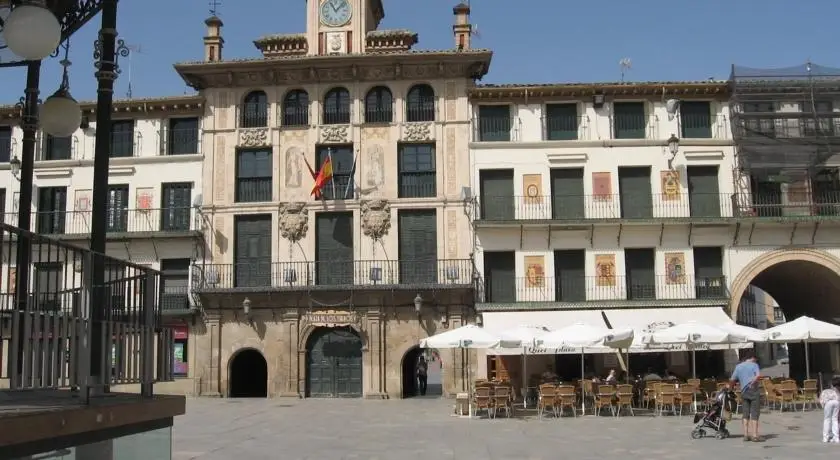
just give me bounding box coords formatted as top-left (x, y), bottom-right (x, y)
top-left (3, 208), bottom-right (199, 235)
top-left (406, 105), bottom-right (436, 123)
top-left (365, 107), bottom-right (393, 124)
top-left (162, 127), bottom-right (200, 156)
top-left (679, 113), bottom-right (728, 139)
top-left (323, 108), bottom-right (351, 125)
top-left (477, 275), bottom-right (728, 304)
top-left (398, 172), bottom-right (437, 198)
top-left (611, 113), bottom-right (657, 139)
top-left (41, 135), bottom-right (79, 161)
top-left (109, 130), bottom-right (141, 158)
top-left (541, 115), bottom-right (591, 141)
top-left (235, 177), bottom-right (273, 203)
top-left (240, 102), bottom-right (269, 128)
top-left (472, 117), bottom-right (522, 142)
top-left (732, 114), bottom-right (840, 140)
top-left (475, 192), bottom-right (840, 222)
top-left (190, 259), bottom-right (474, 291)
top-left (282, 109), bottom-right (309, 127)
top-left (0, 222), bottom-right (173, 391)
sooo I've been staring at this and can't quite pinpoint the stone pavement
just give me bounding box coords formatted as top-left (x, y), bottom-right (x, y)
top-left (174, 398), bottom-right (837, 460)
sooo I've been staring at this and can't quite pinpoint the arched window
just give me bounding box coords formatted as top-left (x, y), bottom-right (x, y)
top-left (282, 89), bottom-right (309, 126)
top-left (241, 90), bottom-right (268, 128)
top-left (405, 84), bottom-right (435, 122)
top-left (323, 87), bottom-right (351, 125)
top-left (364, 86), bottom-right (393, 123)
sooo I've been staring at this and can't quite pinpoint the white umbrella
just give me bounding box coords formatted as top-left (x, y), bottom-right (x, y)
top-left (763, 316), bottom-right (840, 378)
top-left (718, 321), bottom-right (768, 342)
top-left (649, 321), bottom-right (748, 378)
top-left (420, 325), bottom-right (501, 417)
top-left (494, 325), bottom-right (550, 408)
top-left (537, 322), bottom-right (634, 413)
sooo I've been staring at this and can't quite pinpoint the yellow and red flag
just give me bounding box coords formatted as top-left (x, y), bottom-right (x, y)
top-left (311, 156), bottom-right (333, 198)
top-left (303, 156), bottom-right (321, 199)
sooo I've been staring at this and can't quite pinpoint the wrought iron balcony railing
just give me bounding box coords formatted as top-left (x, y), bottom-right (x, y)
top-left (471, 116), bottom-right (522, 142)
top-left (732, 113), bottom-right (840, 140)
top-left (541, 115), bottom-right (592, 141)
top-left (475, 192), bottom-right (840, 222)
top-left (0, 222), bottom-right (174, 390)
top-left (679, 113), bottom-right (728, 139)
top-left (3, 208), bottom-right (201, 236)
top-left (477, 275), bottom-right (729, 304)
top-left (190, 259), bottom-right (474, 291)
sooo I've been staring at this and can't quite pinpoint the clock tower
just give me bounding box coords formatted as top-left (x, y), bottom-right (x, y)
top-left (306, 0), bottom-right (384, 55)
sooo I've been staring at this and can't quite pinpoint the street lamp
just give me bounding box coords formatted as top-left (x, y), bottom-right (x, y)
top-left (667, 133), bottom-right (680, 169)
top-left (414, 294), bottom-right (423, 315)
top-left (9, 156), bottom-right (21, 179)
top-left (39, 45), bottom-right (82, 137)
top-left (3, 0), bottom-right (62, 61)
top-left (242, 298), bottom-right (252, 316)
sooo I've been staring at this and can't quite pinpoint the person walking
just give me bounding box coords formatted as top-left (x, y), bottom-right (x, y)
top-left (730, 352), bottom-right (762, 442)
top-left (416, 356), bottom-right (428, 396)
top-left (819, 377), bottom-right (840, 443)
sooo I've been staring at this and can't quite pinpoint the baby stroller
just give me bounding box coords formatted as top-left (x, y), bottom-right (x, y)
top-left (690, 389), bottom-right (737, 440)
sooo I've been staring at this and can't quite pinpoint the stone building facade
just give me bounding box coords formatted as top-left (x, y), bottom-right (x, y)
top-left (176, 1), bottom-right (491, 398)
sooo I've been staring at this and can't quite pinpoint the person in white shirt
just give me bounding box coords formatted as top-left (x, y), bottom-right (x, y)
top-left (819, 377), bottom-right (840, 443)
top-left (605, 369), bottom-right (617, 385)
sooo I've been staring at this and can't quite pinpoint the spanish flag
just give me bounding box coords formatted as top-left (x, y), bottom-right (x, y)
top-left (311, 156), bottom-right (333, 198)
top-left (303, 156), bottom-right (321, 199)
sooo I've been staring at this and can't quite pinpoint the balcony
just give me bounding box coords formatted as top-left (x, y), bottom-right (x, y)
top-left (475, 192), bottom-right (840, 225)
top-left (732, 113), bottom-right (840, 141)
top-left (161, 127), bottom-right (201, 156)
top-left (477, 275), bottom-right (729, 307)
top-left (14, 208), bottom-right (201, 239)
top-left (679, 113), bottom-right (728, 139)
top-left (190, 259), bottom-right (474, 292)
top-left (471, 116), bottom-right (522, 142)
top-left (541, 115), bottom-right (591, 141)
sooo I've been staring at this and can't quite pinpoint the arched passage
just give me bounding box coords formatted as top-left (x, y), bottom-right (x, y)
top-left (729, 249), bottom-right (840, 380)
top-left (401, 347), bottom-right (443, 398)
top-left (306, 327), bottom-right (363, 398)
top-left (228, 348), bottom-right (268, 398)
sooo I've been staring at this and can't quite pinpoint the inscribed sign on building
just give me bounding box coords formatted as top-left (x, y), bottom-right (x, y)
top-left (594, 254), bottom-right (616, 286)
top-left (660, 170), bottom-right (680, 201)
top-left (522, 174), bottom-right (542, 205)
top-left (592, 172), bottom-right (612, 201)
top-left (664, 252), bottom-right (686, 285)
top-left (524, 255), bottom-right (545, 287)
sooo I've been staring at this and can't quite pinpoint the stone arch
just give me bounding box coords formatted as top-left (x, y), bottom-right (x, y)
top-left (227, 347), bottom-right (268, 398)
top-left (298, 323), bottom-right (366, 351)
top-left (727, 248), bottom-right (840, 321)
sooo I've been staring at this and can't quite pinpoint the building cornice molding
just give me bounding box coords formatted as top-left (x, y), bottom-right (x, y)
top-left (469, 81), bottom-right (729, 101)
top-left (0, 96), bottom-right (205, 123)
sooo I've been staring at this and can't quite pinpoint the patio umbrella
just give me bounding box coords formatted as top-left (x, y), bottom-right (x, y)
top-left (420, 325), bottom-right (501, 417)
top-left (537, 322), bottom-right (634, 412)
top-left (494, 325), bottom-right (551, 408)
top-left (717, 321), bottom-right (768, 343)
top-left (648, 321), bottom-right (748, 378)
top-left (763, 316), bottom-right (840, 379)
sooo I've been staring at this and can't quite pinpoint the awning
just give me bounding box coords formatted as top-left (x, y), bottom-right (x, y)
top-left (482, 310), bottom-right (615, 355)
top-left (602, 307), bottom-right (751, 353)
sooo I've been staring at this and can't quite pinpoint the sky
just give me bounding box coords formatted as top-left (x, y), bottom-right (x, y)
top-left (2, 0), bottom-right (840, 103)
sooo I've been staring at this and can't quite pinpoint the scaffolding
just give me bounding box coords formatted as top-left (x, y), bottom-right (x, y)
top-left (729, 63), bottom-right (840, 214)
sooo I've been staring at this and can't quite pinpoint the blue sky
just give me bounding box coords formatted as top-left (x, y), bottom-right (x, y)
top-left (2, 0), bottom-right (839, 103)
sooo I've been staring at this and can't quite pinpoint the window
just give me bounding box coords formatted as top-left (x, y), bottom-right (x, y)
top-left (160, 258), bottom-right (190, 312)
top-left (236, 149), bottom-right (272, 202)
top-left (800, 100), bottom-right (834, 137)
top-left (241, 90), bottom-right (268, 128)
top-left (476, 105), bottom-right (511, 142)
top-left (34, 263), bottom-right (63, 312)
top-left (167, 118), bottom-right (199, 155)
top-left (316, 145), bottom-right (354, 200)
top-left (742, 102), bottom-right (775, 138)
top-left (36, 187), bottom-right (67, 234)
top-left (612, 102), bottom-right (646, 139)
top-left (0, 126), bottom-right (11, 163)
top-left (282, 89), bottom-right (309, 126)
top-left (44, 135), bottom-right (72, 160)
top-left (406, 84), bottom-right (435, 122)
top-left (0, 189), bottom-right (5, 224)
top-left (107, 185), bottom-right (130, 232)
top-left (364, 86), bottom-right (393, 123)
top-left (161, 183), bottom-right (193, 231)
top-left (398, 143), bottom-right (436, 198)
top-left (323, 87), bottom-right (351, 124)
top-left (110, 120), bottom-right (135, 157)
top-left (679, 101), bottom-right (712, 138)
top-left (544, 104), bottom-right (578, 140)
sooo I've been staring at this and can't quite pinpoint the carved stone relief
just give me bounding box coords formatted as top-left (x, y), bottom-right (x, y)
top-left (213, 136), bottom-right (226, 202)
top-left (445, 127), bottom-right (457, 195)
top-left (239, 128), bottom-right (269, 147)
top-left (285, 146), bottom-right (304, 188)
top-left (217, 91), bottom-right (229, 128)
top-left (446, 210), bottom-right (457, 258)
top-left (279, 202), bottom-right (309, 243)
top-left (361, 199), bottom-right (392, 240)
top-left (320, 125), bottom-right (350, 143)
top-left (402, 122), bottom-right (433, 142)
top-left (365, 144), bottom-right (385, 188)
top-left (445, 81), bottom-right (457, 120)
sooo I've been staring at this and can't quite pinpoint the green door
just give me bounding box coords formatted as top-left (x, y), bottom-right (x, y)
top-left (618, 167), bottom-right (653, 218)
top-left (483, 252), bottom-right (515, 302)
top-left (613, 102), bottom-right (646, 139)
top-left (625, 248), bottom-right (655, 300)
top-left (106, 184), bottom-right (129, 232)
top-left (687, 166), bottom-right (721, 217)
top-left (306, 328), bottom-right (363, 398)
top-left (479, 169), bottom-right (514, 220)
top-left (680, 101), bottom-right (712, 138)
top-left (551, 168), bottom-right (585, 219)
top-left (545, 104), bottom-right (578, 140)
top-left (234, 215), bottom-right (272, 287)
top-left (316, 212), bottom-right (354, 285)
top-left (554, 250), bottom-right (585, 301)
top-left (398, 209), bottom-right (437, 284)
top-left (693, 247), bottom-right (724, 298)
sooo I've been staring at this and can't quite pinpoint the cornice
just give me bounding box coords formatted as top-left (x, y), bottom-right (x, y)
top-left (470, 81), bottom-right (730, 101)
top-left (173, 49), bottom-right (493, 90)
top-left (0, 95), bottom-right (205, 122)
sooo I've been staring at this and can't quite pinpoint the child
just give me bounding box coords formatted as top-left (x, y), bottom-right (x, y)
top-left (819, 377), bottom-right (840, 443)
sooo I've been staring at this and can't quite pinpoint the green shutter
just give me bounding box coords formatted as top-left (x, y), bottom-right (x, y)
top-left (398, 209), bottom-right (437, 284)
top-left (693, 247), bottom-right (724, 298)
top-left (479, 169), bottom-right (514, 220)
top-left (680, 101), bottom-right (712, 138)
top-left (234, 215), bottom-right (272, 287)
top-left (554, 250), bottom-right (585, 301)
top-left (618, 167), bottom-right (652, 218)
top-left (315, 212), bottom-right (354, 285)
top-left (483, 251), bottom-right (515, 302)
top-left (550, 168), bottom-right (584, 219)
top-left (687, 166), bottom-right (720, 217)
top-left (545, 104), bottom-right (578, 140)
top-left (478, 105), bottom-right (511, 141)
top-left (613, 102), bottom-right (646, 139)
top-left (624, 248), bottom-right (655, 300)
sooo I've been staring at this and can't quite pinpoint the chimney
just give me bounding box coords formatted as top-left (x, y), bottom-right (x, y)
top-left (204, 16), bottom-right (224, 62)
top-left (452, 3), bottom-right (472, 50)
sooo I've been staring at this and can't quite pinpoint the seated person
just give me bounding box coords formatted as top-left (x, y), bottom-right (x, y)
top-left (605, 369), bottom-right (617, 385)
top-left (541, 366), bottom-right (558, 382)
top-left (643, 367), bottom-right (663, 381)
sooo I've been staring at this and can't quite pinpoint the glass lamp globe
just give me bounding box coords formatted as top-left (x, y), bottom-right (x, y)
top-left (667, 134), bottom-right (680, 155)
top-left (40, 90), bottom-right (82, 138)
top-left (3, 3), bottom-right (62, 61)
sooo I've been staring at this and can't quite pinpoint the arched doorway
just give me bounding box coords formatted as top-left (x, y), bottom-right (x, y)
top-left (306, 327), bottom-right (363, 398)
top-left (228, 348), bottom-right (268, 398)
top-left (401, 347), bottom-right (443, 398)
top-left (402, 347), bottom-right (422, 398)
top-left (730, 250), bottom-right (840, 381)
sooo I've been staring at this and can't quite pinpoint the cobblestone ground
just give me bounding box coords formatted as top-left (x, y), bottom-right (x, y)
top-left (174, 398), bottom-right (837, 460)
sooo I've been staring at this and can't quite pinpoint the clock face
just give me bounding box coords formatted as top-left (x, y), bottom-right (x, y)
top-left (320, 0), bottom-right (352, 27)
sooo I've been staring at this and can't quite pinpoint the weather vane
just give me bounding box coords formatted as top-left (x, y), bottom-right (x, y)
top-left (209, 0), bottom-right (222, 16)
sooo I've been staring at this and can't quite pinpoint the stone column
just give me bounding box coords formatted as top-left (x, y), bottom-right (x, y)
top-left (278, 312), bottom-right (301, 398)
top-left (364, 310), bottom-right (387, 399)
top-left (203, 312), bottom-right (223, 397)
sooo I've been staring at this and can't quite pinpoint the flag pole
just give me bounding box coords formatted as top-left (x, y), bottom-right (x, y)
top-left (329, 148), bottom-right (336, 199)
top-left (344, 150), bottom-right (357, 199)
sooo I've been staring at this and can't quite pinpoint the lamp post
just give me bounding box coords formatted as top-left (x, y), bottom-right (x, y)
top-left (667, 133), bottom-right (680, 169)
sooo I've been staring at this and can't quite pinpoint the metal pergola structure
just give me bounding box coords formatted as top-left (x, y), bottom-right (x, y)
top-left (1, 0), bottom-right (128, 394)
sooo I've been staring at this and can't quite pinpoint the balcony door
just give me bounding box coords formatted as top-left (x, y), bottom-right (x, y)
top-left (618, 167), bottom-right (652, 219)
top-left (161, 183), bottom-right (192, 231)
top-left (550, 168), bottom-right (584, 220)
top-left (482, 252), bottom-right (515, 303)
top-left (687, 166), bottom-right (721, 217)
top-left (37, 187), bottom-right (67, 234)
top-left (315, 212), bottom-right (354, 286)
top-left (234, 215), bottom-right (272, 288)
top-left (398, 209), bottom-right (437, 284)
top-left (106, 185), bottom-right (129, 232)
top-left (479, 169), bottom-right (514, 220)
top-left (554, 250), bottom-right (585, 301)
top-left (693, 247), bottom-right (724, 298)
top-left (624, 248), bottom-right (655, 300)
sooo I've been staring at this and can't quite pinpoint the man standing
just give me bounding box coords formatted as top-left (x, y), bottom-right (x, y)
top-left (416, 356), bottom-right (428, 396)
top-left (730, 352), bottom-right (762, 442)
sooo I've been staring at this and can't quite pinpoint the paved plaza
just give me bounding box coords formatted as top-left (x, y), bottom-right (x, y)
top-left (173, 397), bottom-right (838, 460)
